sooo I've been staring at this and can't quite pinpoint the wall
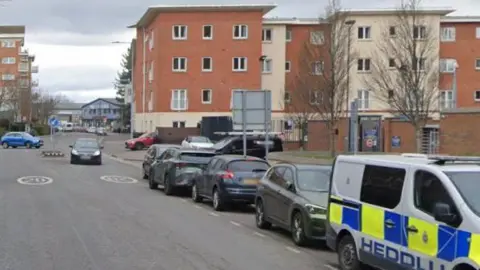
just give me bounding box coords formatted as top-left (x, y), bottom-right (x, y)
top-left (156, 127), bottom-right (200, 144)
top-left (261, 24), bottom-right (286, 111)
top-left (439, 110), bottom-right (480, 154)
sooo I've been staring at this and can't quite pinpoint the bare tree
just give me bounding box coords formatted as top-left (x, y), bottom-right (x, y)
top-left (287, 0), bottom-right (354, 156)
top-left (365, 0), bottom-right (439, 152)
top-left (31, 89), bottom-right (66, 124)
top-left (0, 79), bottom-right (17, 112)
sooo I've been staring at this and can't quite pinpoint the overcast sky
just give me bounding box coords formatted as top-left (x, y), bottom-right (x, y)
top-left (0, 0), bottom-right (476, 102)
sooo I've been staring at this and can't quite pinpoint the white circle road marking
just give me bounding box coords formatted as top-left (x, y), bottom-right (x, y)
top-left (17, 176), bottom-right (53, 186)
top-left (100, 175), bottom-right (138, 184)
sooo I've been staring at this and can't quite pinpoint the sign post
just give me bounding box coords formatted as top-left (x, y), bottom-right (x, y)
top-left (349, 99), bottom-right (359, 155)
top-left (48, 117), bottom-right (60, 150)
top-left (231, 90), bottom-right (272, 159)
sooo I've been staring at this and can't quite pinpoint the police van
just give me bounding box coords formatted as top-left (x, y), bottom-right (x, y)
top-left (326, 154), bottom-right (480, 270)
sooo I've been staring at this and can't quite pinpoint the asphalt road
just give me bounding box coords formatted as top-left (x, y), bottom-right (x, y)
top-left (0, 132), bottom-right (338, 270)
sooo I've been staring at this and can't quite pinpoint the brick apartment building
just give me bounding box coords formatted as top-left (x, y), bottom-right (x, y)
top-left (0, 25), bottom-right (37, 123)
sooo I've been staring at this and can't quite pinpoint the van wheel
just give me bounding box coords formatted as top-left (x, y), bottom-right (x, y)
top-left (338, 234), bottom-right (362, 270)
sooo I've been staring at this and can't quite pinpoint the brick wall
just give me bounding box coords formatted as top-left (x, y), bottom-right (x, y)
top-left (440, 110), bottom-right (480, 155)
top-left (156, 127), bottom-right (200, 144)
top-left (306, 119), bottom-right (348, 152)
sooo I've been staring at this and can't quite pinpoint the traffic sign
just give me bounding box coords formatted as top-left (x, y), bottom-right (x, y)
top-left (48, 117), bottom-right (60, 127)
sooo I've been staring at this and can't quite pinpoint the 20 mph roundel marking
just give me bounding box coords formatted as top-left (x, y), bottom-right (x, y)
top-left (100, 175), bottom-right (138, 184)
top-left (17, 176), bottom-right (53, 185)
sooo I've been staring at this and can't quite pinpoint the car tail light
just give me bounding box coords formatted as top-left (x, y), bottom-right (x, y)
top-left (222, 170), bottom-right (234, 179)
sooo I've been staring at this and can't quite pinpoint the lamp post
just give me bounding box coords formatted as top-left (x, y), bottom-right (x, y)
top-left (452, 61), bottom-right (459, 108)
top-left (345, 19), bottom-right (356, 152)
top-left (258, 55), bottom-right (269, 160)
top-left (112, 41), bottom-right (135, 139)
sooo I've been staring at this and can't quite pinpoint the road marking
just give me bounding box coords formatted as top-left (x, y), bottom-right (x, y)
top-left (230, 221), bottom-right (241, 227)
top-left (17, 176), bottom-right (53, 186)
top-left (209, 212), bottom-right (219, 217)
top-left (324, 264), bottom-right (338, 270)
top-left (100, 175), bottom-right (138, 184)
top-left (194, 205), bottom-right (202, 209)
top-left (253, 232), bottom-right (266, 237)
top-left (285, 246), bottom-right (301, 254)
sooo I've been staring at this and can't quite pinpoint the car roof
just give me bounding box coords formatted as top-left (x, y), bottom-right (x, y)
top-left (76, 138), bottom-right (98, 142)
top-left (274, 163), bottom-right (331, 170)
top-left (216, 154), bottom-right (266, 162)
top-left (178, 148), bottom-right (215, 153)
top-left (152, 144), bottom-right (180, 149)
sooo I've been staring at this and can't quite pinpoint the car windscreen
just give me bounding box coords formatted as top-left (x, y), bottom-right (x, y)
top-left (155, 146), bottom-right (179, 157)
top-left (444, 171), bottom-right (480, 216)
top-left (296, 169), bottom-right (331, 192)
top-left (227, 160), bottom-right (269, 172)
top-left (180, 152), bottom-right (215, 163)
top-left (190, 136), bottom-right (211, 143)
top-left (75, 140), bottom-right (99, 149)
top-left (212, 137), bottom-right (233, 149)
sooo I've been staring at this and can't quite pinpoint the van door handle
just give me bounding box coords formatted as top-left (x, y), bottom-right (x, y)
top-left (385, 220), bottom-right (396, 228)
top-left (407, 226), bottom-right (418, 233)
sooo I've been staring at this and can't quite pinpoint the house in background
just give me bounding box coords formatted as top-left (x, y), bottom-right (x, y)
top-left (81, 98), bottom-right (122, 126)
top-left (53, 102), bottom-right (85, 123)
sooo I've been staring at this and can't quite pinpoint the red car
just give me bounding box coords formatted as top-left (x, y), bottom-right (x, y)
top-left (125, 132), bottom-right (160, 150)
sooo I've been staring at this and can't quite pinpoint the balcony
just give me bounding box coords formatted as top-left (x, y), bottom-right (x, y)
top-left (18, 63), bottom-right (29, 72)
top-left (31, 65), bottom-right (38, 73)
top-left (31, 80), bottom-right (39, 87)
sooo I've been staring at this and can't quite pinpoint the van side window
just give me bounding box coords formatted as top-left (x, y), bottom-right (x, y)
top-left (414, 170), bottom-right (457, 217)
top-left (360, 165), bottom-right (406, 209)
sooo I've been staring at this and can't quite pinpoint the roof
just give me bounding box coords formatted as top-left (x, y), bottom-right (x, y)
top-left (336, 7), bottom-right (454, 16)
top-left (0, 25), bottom-right (25, 34)
top-left (81, 98), bottom-right (123, 108)
top-left (263, 17), bottom-right (326, 25)
top-left (55, 102), bottom-right (85, 110)
top-left (441, 16), bottom-right (480, 23)
top-left (128, 4), bottom-right (277, 28)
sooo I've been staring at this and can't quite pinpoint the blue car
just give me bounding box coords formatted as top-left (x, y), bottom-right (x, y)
top-left (1, 132), bottom-right (43, 149)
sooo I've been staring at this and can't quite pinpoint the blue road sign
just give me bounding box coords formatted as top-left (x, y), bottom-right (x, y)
top-left (48, 117), bottom-right (60, 127)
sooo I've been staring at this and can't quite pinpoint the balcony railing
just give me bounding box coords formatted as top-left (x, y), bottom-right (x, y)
top-left (18, 63), bottom-right (29, 72)
top-left (31, 65), bottom-right (38, 73)
top-left (31, 80), bottom-right (39, 87)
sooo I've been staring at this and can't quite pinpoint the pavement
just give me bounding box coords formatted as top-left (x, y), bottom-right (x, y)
top-left (0, 132), bottom-right (339, 270)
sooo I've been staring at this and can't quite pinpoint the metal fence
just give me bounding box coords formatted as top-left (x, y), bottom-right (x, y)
top-left (271, 119), bottom-right (302, 142)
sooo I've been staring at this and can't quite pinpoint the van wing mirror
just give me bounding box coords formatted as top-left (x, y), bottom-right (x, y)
top-left (433, 202), bottom-right (457, 225)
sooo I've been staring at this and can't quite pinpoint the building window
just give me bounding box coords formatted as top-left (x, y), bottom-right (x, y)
top-left (311, 61), bottom-right (323, 75)
top-left (148, 61), bottom-right (154, 81)
top-left (262, 58), bottom-right (272, 73)
top-left (172, 57), bottom-right (187, 72)
top-left (284, 91), bottom-right (291, 104)
top-left (389, 26), bottom-right (396, 37)
top-left (285, 61), bottom-right (291, 72)
top-left (440, 27), bottom-right (455, 42)
top-left (203, 25), bottom-right (213, 39)
top-left (413, 58), bottom-right (426, 71)
top-left (286, 30), bottom-right (292, 42)
top-left (233, 25), bottom-right (248, 39)
top-left (201, 89), bottom-right (212, 104)
top-left (309, 91), bottom-right (321, 104)
top-left (439, 59), bottom-right (456, 73)
top-left (172, 25), bottom-right (187, 40)
top-left (262, 28), bottom-right (272, 42)
top-left (357, 90), bottom-right (370, 109)
top-left (413, 25), bottom-right (426, 40)
top-left (358, 26), bottom-right (371, 39)
top-left (473, 90), bottom-right (480, 101)
top-left (172, 121), bottom-right (186, 128)
top-left (440, 90), bottom-right (454, 109)
top-left (232, 57), bottom-right (247, 71)
top-left (148, 30), bottom-right (154, 50)
top-left (476, 58), bottom-right (480, 70)
top-left (171, 89), bottom-right (187, 110)
top-left (1, 40), bottom-right (14, 48)
top-left (202, 57), bottom-right (212, 72)
top-left (476, 27), bottom-right (480, 39)
top-left (357, 58), bottom-right (371, 72)
top-left (388, 58), bottom-right (396, 69)
top-left (2, 57), bottom-right (15, 64)
top-left (2, 74), bottom-right (14, 80)
top-left (310, 31), bottom-right (324, 44)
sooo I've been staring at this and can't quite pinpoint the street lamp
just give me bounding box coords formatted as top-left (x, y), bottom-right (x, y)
top-left (112, 41), bottom-right (135, 139)
top-left (345, 19), bottom-right (355, 152)
top-left (452, 60), bottom-right (459, 108)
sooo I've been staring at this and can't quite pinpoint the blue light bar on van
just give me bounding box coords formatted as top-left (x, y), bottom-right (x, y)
top-left (428, 155), bottom-right (480, 165)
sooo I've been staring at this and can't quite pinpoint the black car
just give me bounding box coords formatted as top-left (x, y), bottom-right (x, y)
top-left (191, 155), bottom-right (270, 211)
top-left (211, 134), bottom-right (283, 159)
top-left (254, 163), bottom-right (331, 246)
top-left (142, 144), bottom-right (181, 179)
top-left (148, 148), bottom-right (216, 195)
top-left (69, 138), bottom-right (103, 165)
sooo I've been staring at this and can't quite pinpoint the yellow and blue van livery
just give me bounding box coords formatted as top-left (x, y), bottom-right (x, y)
top-left (326, 155), bottom-right (480, 270)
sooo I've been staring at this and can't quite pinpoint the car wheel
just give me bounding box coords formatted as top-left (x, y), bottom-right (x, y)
top-left (164, 175), bottom-right (174, 195)
top-left (191, 182), bottom-right (202, 203)
top-left (212, 188), bottom-right (224, 211)
top-left (25, 142), bottom-right (32, 148)
top-left (70, 156), bottom-right (76, 164)
top-left (291, 211), bottom-right (308, 246)
top-left (35, 146), bottom-right (40, 149)
top-left (96, 159), bottom-right (102, 165)
top-left (337, 234), bottom-right (362, 270)
top-left (255, 199), bottom-right (271, 229)
top-left (142, 164), bottom-right (148, 179)
top-left (134, 143), bottom-right (143, 150)
top-left (148, 171), bottom-right (158, 190)
top-left (2, 142), bottom-right (8, 149)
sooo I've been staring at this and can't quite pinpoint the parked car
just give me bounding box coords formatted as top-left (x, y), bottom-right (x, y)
top-left (64, 122), bottom-right (73, 132)
top-left (96, 127), bottom-right (107, 136)
top-left (125, 132), bottom-right (160, 150)
top-left (87, 127), bottom-right (96, 133)
top-left (181, 136), bottom-right (214, 149)
top-left (1, 132), bottom-right (43, 149)
top-left (254, 163), bottom-right (331, 246)
top-left (142, 144), bottom-right (181, 180)
top-left (148, 148), bottom-right (216, 195)
top-left (191, 155), bottom-right (270, 211)
top-left (69, 138), bottom-right (103, 165)
top-left (211, 133), bottom-right (283, 159)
